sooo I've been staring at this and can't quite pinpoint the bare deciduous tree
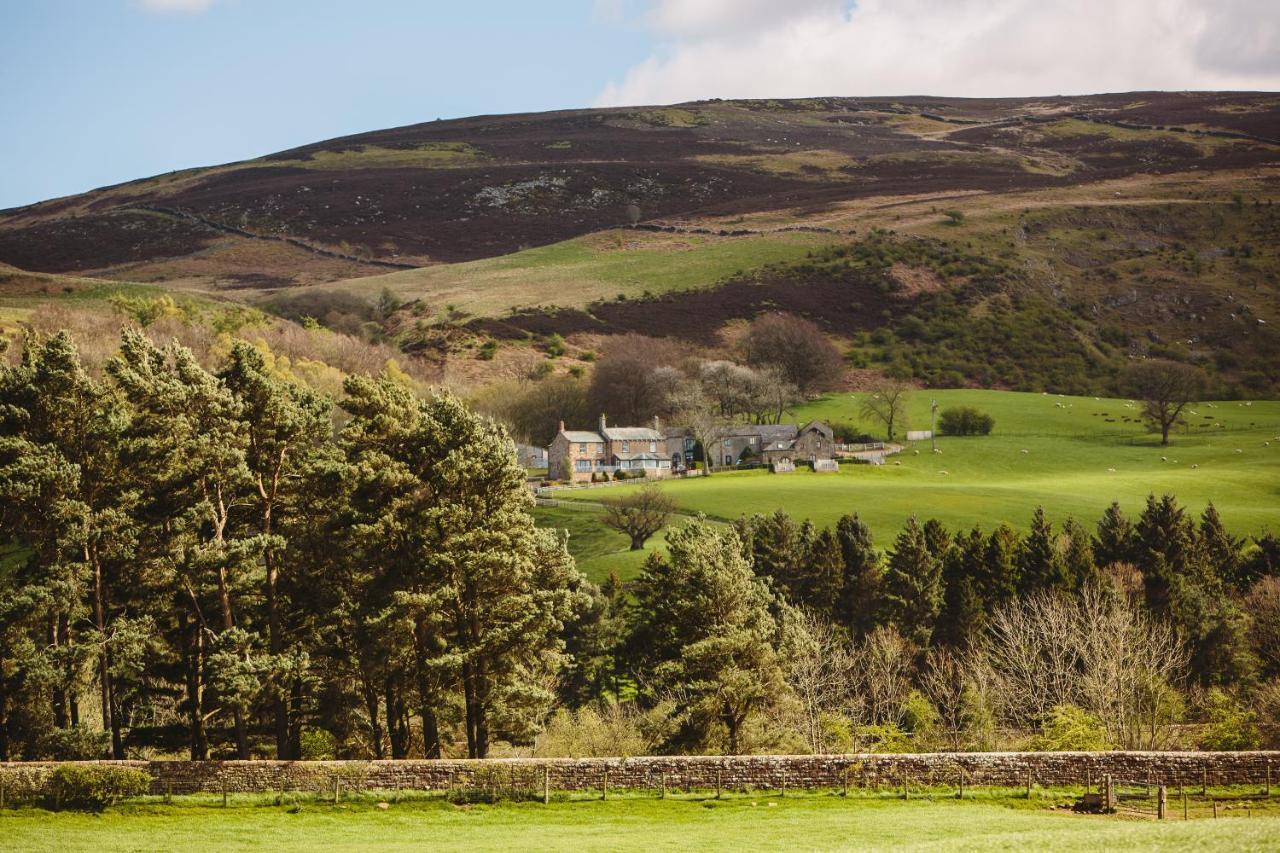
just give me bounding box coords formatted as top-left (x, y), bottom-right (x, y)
top-left (741, 312), bottom-right (844, 395)
top-left (976, 584), bottom-right (1188, 749)
top-left (783, 609), bottom-right (857, 754)
top-left (1120, 359), bottom-right (1206, 446)
top-left (859, 380), bottom-right (911, 442)
top-left (850, 626), bottom-right (914, 727)
top-left (601, 484), bottom-right (677, 550)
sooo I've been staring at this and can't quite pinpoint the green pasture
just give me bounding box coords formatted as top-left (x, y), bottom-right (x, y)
top-left (4, 789), bottom-right (1278, 852)
top-left (328, 229), bottom-right (830, 319)
top-left (556, 390), bottom-right (1280, 550)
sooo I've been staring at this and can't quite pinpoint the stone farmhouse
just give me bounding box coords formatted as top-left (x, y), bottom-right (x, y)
top-left (702, 421), bottom-right (836, 468)
top-left (548, 416), bottom-right (837, 481)
top-left (548, 415), bottom-right (672, 482)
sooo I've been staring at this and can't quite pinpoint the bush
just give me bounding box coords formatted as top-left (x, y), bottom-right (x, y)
top-left (937, 406), bottom-right (995, 436)
top-left (47, 765), bottom-right (152, 811)
top-left (1029, 705), bottom-right (1108, 751)
top-left (1199, 689), bottom-right (1261, 751)
top-left (38, 725), bottom-right (110, 760)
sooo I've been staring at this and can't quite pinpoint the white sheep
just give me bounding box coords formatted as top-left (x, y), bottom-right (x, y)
top-left (1107, 467), bottom-right (1117, 473)
top-left (1020, 449), bottom-right (1029, 454)
top-left (1161, 456), bottom-right (1168, 462)
top-left (1191, 464), bottom-right (1199, 469)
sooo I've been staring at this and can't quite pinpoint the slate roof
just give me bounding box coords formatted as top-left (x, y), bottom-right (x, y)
top-left (725, 424), bottom-right (798, 440)
top-left (601, 427), bottom-right (663, 441)
top-left (563, 431), bottom-right (604, 443)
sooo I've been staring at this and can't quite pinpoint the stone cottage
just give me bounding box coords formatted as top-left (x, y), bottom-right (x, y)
top-left (547, 415), bottom-right (672, 482)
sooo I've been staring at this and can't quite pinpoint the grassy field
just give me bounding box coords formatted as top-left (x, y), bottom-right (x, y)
top-left (532, 504), bottom-right (665, 584)
top-left (4, 790), bottom-right (1278, 852)
top-left (326, 228), bottom-right (830, 319)
top-left (554, 391), bottom-right (1280, 553)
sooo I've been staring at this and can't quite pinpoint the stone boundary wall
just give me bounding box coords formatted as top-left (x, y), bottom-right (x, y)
top-left (3, 752), bottom-right (1278, 796)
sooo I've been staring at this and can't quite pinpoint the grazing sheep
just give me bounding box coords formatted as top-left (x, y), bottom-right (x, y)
top-left (939, 470), bottom-right (949, 475)
top-left (1020, 449), bottom-right (1029, 454)
top-left (1161, 456), bottom-right (1168, 462)
top-left (933, 448), bottom-right (943, 454)
top-left (1191, 464), bottom-right (1199, 469)
top-left (913, 449), bottom-right (920, 455)
top-left (1236, 448), bottom-right (1244, 453)
top-left (893, 461), bottom-right (902, 466)
top-left (1107, 468), bottom-right (1117, 473)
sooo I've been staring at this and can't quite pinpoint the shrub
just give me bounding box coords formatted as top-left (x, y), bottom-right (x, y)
top-left (1029, 705), bottom-right (1108, 751)
top-left (937, 406), bottom-right (995, 436)
top-left (47, 765), bottom-right (152, 811)
top-left (1199, 689), bottom-right (1261, 751)
top-left (38, 725), bottom-right (110, 760)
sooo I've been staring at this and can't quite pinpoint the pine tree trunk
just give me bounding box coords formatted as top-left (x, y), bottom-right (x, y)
top-left (473, 657), bottom-right (489, 759)
top-left (91, 550), bottom-right (123, 758)
top-left (187, 615), bottom-right (208, 760)
top-left (0, 650), bottom-right (9, 762)
top-left (362, 676), bottom-right (384, 759)
top-left (61, 614), bottom-right (79, 727)
top-left (50, 616), bottom-right (68, 730)
top-left (216, 563), bottom-right (250, 759)
top-left (461, 662), bottom-right (478, 759)
top-left (287, 679), bottom-right (303, 759)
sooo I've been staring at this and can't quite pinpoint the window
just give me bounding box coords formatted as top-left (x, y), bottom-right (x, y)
top-left (578, 443), bottom-right (587, 453)
top-left (649, 440), bottom-right (657, 452)
top-left (622, 440), bottom-right (630, 452)
top-left (575, 459), bottom-right (592, 471)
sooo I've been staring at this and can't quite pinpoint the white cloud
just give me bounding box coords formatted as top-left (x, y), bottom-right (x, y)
top-left (596, 0), bottom-right (1280, 106)
top-left (138, 0), bottom-right (217, 13)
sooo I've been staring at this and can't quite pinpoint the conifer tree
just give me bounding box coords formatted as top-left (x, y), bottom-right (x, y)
top-left (1060, 517), bottom-right (1098, 591)
top-left (980, 524), bottom-right (1021, 607)
top-left (803, 527), bottom-right (845, 612)
top-left (1018, 507), bottom-right (1069, 594)
top-left (936, 527), bottom-right (987, 648)
top-left (883, 516), bottom-right (943, 647)
top-left (627, 519), bottom-right (788, 754)
top-left (835, 513), bottom-right (882, 638)
top-left (1094, 501), bottom-right (1137, 568)
top-left (1198, 503), bottom-right (1243, 590)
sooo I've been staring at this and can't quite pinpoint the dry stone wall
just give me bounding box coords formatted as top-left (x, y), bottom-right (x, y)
top-left (3, 752), bottom-right (1278, 796)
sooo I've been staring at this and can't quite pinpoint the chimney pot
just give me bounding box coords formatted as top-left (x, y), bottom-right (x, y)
top-left (558, 420), bottom-right (565, 433)
top-left (599, 413), bottom-right (607, 433)
top-left (653, 415), bottom-right (660, 431)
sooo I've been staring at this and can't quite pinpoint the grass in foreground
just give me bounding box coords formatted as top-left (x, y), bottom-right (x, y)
top-left (4, 789), bottom-right (1278, 853)
top-left (557, 390), bottom-right (1280, 547)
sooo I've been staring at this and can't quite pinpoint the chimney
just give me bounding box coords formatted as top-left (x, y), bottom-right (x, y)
top-left (599, 413), bottom-right (607, 433)
top-left (558, 419), bottom-right (565, 434)
top-left (653, 415), bottom-right (660, 432)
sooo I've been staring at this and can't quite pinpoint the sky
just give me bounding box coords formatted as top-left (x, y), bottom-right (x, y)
top-left (2, 0), bottom-right (1278, 210)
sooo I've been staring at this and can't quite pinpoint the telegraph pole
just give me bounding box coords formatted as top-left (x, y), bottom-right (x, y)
top-left (930, 399), bottom-right (938, 453)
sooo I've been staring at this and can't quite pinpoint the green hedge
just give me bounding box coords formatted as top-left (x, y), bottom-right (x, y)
top-left (47, 765), bottom-right (153, 811)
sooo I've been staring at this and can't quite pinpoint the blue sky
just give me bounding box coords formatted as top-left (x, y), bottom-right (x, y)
top-left (3, 0), bottom-right (1277, 210)
top-left (0, 0), bottom-right (653, 209)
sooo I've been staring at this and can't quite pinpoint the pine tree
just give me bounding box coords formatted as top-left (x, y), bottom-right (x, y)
top-left (109, 330), bottom-right (266, 759)
top-left (220, 341), bottom-right (333, 759)
top-left (749, 510), bottom-right (805, 601)
top-left (1134, 493), bottom-right (1199, 613)
top-left (936, 527), bottom-right (987, 648)
top-left (1018, 507), bottom-right (1069, 594)
top-left (883, 516), bottom-right (943, 647)
top-left (835, 513), bottom-right (882, 639)
top-left (339, 376), bottom-right (588, 758)
top-left (1198, 502), bottom-right (1243, 590)
top-left (1060, 517), bottom-right (1098, 591)
top-left (980, 524), bottom-right (1021, 607)
top-left (627, 519), bottom-right (789, 754)
top-left (803, 527), bottom-right (845, 612)
top-left (1093, 501), bottom-right (1137, 568)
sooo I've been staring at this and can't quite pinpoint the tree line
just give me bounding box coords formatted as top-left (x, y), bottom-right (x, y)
top-left (2, 329), bottom-right (1277, 761)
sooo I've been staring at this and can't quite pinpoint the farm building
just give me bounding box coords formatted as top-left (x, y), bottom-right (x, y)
top-left (548, 415), bottom-right (672, 482)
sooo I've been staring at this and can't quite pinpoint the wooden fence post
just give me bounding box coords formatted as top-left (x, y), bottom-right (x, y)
top-left (222, 779), bottom-right (228, 808)
top-left (841, 767), bottom-right (848, 798)
top-left (1212, 798), bottom-right (1218, 819)
top-left (1158, 785), bottom-right (1167, 820)
top-left (958, 772), bottom-right (964, 800)
top-left (543, 767), bottom-right (550, 805)
top-left (1026, 769), bottom-right (1033, 799)
top-left (1266, 760), bottom-right (1272, 797)
top-left (1103, 774), bottom-right (1114, 811)
top-left (780, 768), bottom-right (786, 798)
top-left (1202, 768), bottom-right (1208, 796)
top-left (1, 776), bottom-right (6, 810)
top-left (601, 767), bottom-right (607, 801)
top-left (716, 766), bottom-right (722, 800)
top-left (660, 771), bottom-right (666, 799)
top-left (1183, 791), bottom-right (1188, 820)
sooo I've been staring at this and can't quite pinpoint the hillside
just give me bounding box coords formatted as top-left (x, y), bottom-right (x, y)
top-left (2, 92), bottom-right (1278, 393)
